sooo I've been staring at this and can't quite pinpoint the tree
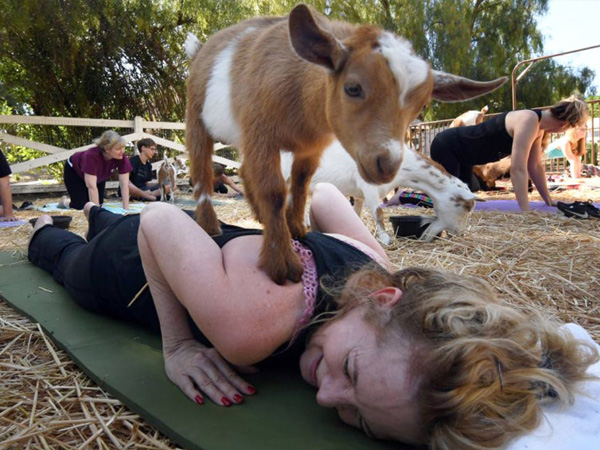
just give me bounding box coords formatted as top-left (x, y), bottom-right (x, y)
top-left (293, 0), bottom-right (594, 118)
top-left (0, 0), bottom-right (595, 126)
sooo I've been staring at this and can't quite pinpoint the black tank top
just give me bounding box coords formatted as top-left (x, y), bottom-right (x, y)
top-left (438, 109), bottom-right (542, 164)
top-left (89, 216), bottom-right (375, 361)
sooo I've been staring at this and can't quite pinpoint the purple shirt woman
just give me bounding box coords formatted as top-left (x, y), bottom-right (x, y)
top-left (63, 130), bottom-right (132, 210)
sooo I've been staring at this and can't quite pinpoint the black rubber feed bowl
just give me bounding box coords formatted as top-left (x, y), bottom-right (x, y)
top-left (29, 215), bottom-right (73, 230)
top-left (390, 215), bottom-right (432, 239)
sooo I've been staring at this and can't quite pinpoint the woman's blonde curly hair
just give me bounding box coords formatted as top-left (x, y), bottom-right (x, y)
top-left (328, 264), bottom-right (598, 450)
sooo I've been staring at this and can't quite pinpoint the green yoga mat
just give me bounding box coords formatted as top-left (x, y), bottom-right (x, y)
top-left (0, 252), bottom-right (406, 450)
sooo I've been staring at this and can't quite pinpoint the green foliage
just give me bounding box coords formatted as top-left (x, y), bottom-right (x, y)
top-left (0, 0), bottom-right (596, 169)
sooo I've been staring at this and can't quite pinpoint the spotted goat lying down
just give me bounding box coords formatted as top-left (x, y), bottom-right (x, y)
top-left (185, 4), bottom-right (507, 284)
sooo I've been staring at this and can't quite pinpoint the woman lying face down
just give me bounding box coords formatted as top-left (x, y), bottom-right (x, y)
top-left (28, 183), bottom-right (598, 450)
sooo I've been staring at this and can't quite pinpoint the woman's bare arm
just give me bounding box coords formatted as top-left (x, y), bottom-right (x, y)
top-left (508, 112), bottom-right (540, 211)
top-left (527, 135), bottom-right (555, 206)
top-left (137, 203), bottom-right (302, 403)
top-left (84, 173), bottom-right (100, 205)
top-left (138, 205), bottom-right (257, 405)
top-left (118, 173), bottom-right (130, 209)
top-left (309, 183), bottom-right (388, 263)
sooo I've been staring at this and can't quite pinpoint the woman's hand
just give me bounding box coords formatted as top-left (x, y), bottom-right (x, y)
top-left (164, 338), bottom-right (256, 407)
top-left (145, 192), bottom-right (157, 201)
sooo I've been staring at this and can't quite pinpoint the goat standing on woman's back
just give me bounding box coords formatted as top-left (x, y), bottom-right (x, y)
top-left (185, 4), bottom-right (507, 284)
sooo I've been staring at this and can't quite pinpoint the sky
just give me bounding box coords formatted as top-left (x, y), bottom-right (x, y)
top-left (536, 0), bottom-right (600, 92)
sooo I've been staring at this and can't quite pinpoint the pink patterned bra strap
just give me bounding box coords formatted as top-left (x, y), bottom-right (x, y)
top-left (291, 239), bottom-right (319, 335)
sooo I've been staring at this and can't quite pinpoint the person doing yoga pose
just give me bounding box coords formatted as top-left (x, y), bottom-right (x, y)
top-left (28, 183), bottom-right (598, 449)
top-left (60, 130), bottom-right (132, 210)
top-left (430, 96), bottom-right (588, 211)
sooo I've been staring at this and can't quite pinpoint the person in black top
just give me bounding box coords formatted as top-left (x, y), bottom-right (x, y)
top-left (27, 183), bottom-right (599, 449)
top-left (212, 163), bottom-right (244, 197)
top-left (0, 149), bottom-right (17, 221)
top-left (128, 138), bottom-right (161, 201)
top-left (431, 96), bottom-right (588, 211)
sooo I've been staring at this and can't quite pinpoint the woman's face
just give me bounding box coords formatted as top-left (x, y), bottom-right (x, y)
top-left (570, 124), bottom-right (587, 140)
top-left (299, 304), bottom-right (425, 445)
top-left (548, 120), bottom-right (571, 134)
top-left (105, 144), bottom-right (125, 160)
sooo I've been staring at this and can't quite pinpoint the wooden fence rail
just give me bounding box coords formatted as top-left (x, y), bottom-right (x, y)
top-left (0, 115), bottom-right (240, 176)
top-left (2, 101), bottom-right (598, 195)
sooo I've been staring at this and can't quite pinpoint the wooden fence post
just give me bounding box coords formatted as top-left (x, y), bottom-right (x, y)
top-left (134, 116), bottom-right (144, 135)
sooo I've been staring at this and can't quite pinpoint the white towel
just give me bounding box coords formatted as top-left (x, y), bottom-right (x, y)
top-left (507, 323), bottom-right (600, 450)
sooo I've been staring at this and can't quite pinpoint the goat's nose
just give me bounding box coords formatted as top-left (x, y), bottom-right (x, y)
top-left (376, 153), bottom-right (401, 182)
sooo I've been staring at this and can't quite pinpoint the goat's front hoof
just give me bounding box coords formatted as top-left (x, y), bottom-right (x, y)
top-left (378, 232), bottom-right (392, 246)
top-left (261, 250), bottom-right (304, 285)
top-left (287, 221), bottom-right (307, 239)
top-left (195, 205), bottom-right (222, 236)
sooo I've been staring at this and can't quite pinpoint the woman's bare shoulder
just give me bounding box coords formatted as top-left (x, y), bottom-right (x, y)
top-left (210, 237), bottom-right (307, 364)
top-left (506, 109), bottom-right (541, 137)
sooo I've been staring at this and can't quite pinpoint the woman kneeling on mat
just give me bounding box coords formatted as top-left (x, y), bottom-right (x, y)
top-left (430, 96), bottom-right (588, 211)
top-left (28, 183), bottom-right (598, 449)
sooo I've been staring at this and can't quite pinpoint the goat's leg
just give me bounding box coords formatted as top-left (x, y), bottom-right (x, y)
top-left (395, 147), bottom-right (476, 240)
top-left (352, 197), bottom-right (364, 216)
top-left (187, 115), bottom-right (221, 235)
top-left (169, 181), bottom-right (175, 203)
top-left (286, 155), bottom-right (320, 238)
top-left (239, 165), bottom-right (263, 224)
top-left (242, 150), bottom-right (303, 285)
top-left (363, 190), bottom-right (392, 245)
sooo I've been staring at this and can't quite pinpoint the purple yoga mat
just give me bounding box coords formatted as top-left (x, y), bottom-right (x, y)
top-left (474, 200), bottom-right (600, 213)
top-left (0, 220), bottom-right (27, 228)
top-left (475, 200), bottom-right (556, 213)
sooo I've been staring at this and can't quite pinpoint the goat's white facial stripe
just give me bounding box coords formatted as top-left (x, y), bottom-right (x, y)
top-left (202, 28), bottom-right (255, 147)
top-left (377, 32), bottom-right (429, 107)
top-left (384, 138), bottom-right (403, 165)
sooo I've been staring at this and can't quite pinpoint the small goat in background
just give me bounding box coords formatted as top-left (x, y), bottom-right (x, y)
top-left (449, 105), bottom-right (489, 128)
top-left (158, 156), bottom-right (186, 203)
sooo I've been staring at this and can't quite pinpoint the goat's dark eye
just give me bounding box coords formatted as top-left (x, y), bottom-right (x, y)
top-left (344, 83), bottom-right (364, 98)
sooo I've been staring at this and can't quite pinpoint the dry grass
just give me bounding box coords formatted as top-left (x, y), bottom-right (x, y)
top-left (1, 185), bottom-right (600, 448)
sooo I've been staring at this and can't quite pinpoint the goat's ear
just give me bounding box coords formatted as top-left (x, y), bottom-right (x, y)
top-left (289, 4), bottom-right (348, 72)
top-left (431, 72), bottom-right (508, 103)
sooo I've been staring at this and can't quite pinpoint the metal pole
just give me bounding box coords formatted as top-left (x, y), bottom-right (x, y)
top-left (511, 44), bottom-right (600, 110)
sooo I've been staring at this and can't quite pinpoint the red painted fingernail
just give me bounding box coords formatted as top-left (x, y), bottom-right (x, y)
top-left (246, 386), bottom-right (257, 395)
top-left (221, 397), bottom-right (232, 407)
top-left (233, 394), bottom-right (243, 404)
top-left (194, 395), bottom-right (204, 405)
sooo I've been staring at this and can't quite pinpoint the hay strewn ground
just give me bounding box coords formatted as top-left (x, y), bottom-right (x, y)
top-left (1, 185), bottom-right (599, 448)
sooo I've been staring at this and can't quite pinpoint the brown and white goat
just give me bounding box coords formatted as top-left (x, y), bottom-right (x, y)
top-left (185, 4), bottom-right (507, 284)
top-left (158, 156), bottom-right (186, 203)
top-left (449, 105), bottom-right (489, 128)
